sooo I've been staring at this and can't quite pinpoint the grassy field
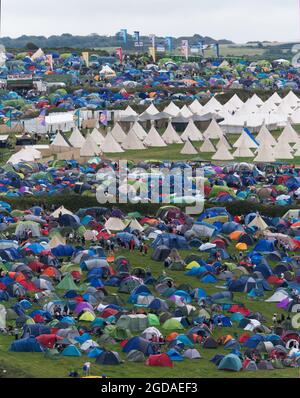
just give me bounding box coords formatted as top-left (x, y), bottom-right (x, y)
top-left (101, 45), bottom-right (266, 58)
top-left (106, 128), bottom-right (300, 164)
top-left (0, 248), bottom-right (299, 379)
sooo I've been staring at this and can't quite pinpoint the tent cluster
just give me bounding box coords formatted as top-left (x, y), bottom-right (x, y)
top-left (0, 199), bottom-right (300, 376)
top-left (2, 158), bottom-right (300, 209)
top-left (1, 52), bottom-right (300, 122)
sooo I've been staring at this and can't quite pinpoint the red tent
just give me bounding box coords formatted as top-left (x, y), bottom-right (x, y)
top-left (19, 280), bottom-right (40, 292)
top-left (33, 314), bottom-right (45, 323)
top-left (36, 334), bottom-right (63, 348)
top-left (28, 261), bottom-right (45, 272)
top-left (101, 308), bottom-right (119, 318)
top-left (147, 353), bottom-right (173, 367)
top-left (267, 276), bottom-right (284, 285)
top-left (238, 333), bottom-right (250, 343)
top-left (229, 304), bottom-right (251, 316)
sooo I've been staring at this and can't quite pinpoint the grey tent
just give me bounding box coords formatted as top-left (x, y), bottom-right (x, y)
top-left (116, 314), bottom-right (149, 332)
top-left (98, 334), bottom-right (116, 345)
top-left (126, 350), bottom-right (146, 362)
top-left (183, 349), bottom-right (202, 359)
top-left (96, 351), bottom-right (121, 365)
top-left (151, 245), bottom-right (171, 261)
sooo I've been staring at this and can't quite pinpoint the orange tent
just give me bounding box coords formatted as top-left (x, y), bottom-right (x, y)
top-left (42, 267), bottom-right (58, 278)
top-left (229, 231), bottom-right (245, 241)
top-left (9, 272), bottom-right (26, 283)
top-left (166, 332), bottom-right (178, 342)
top-left (291, 222), bottom-right (300, 229)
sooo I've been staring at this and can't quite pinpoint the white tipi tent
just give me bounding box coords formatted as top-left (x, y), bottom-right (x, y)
top-left (201, 97), bottom-right (223, 115)
top-left (254, 142), bottom-right (276, 163)
top-left (223, 94), bottom-right (244, 114)
top-left (180, 140), bottom-right (198, 155)
top-left (199, 138), bottom-right (216, 153)
top-left (91, 128), bottom-right (105, 146)
top-left (256, 124), bottom-right (277, 146)
top-left (273, 138), bottom-right (294, 160)
top-left (189, 99), bottom-right (203, 115)
top-left (164, 102), bottom-right (180, 117)
top-left (143, 125), bottom-right (167, 147)
top-left (278, 122), bottom-right (299, 144)
top-left (162, 121), bottom-right (183, 144)
top-left (216, 135), bottom-right (231, 150)
top-left (80, 134), bottom-right (100, 157)
top-left (110, 123), bottom-right (127, 143)
top-left (51, 132), bottom-right (70, 148)
top-left (131, 122), bottom-right (147, 140)
top-left (69, 127), bottom-right (85, 148)
top-left (181, 120), bottom-right (203, 142)
top-left (122, 129), bottom-right (146, 150)
top-left (233, 131), bottom-right (258, 149)
top-left (232, 135), bottom-right (254, 158)
top-left (203, 119), bottom-right (224, 139)
top-left (211, 144), bottom-right (234, 161)
top-left (100, 132), bottom-right (124, 153)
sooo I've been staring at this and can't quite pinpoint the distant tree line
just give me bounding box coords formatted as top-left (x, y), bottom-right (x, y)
top-left (0, 33), bottom-right (233, 50)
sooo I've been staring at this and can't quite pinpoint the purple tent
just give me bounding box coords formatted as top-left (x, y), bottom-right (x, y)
top-left (75, 302), bottom-right (94, 314)
top-left (277, 298), bottom-right (290, 309)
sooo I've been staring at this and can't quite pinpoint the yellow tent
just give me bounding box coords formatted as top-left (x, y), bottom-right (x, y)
top-left (185, 261), bottom-right (200, 270)
top-left (236, 243), bottom-right (248, 251)
top-left (79, 311), bottom-right (96, 322)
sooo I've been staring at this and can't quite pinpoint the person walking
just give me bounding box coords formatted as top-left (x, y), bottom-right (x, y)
top-left (82, 362), bottom-right (91, 377)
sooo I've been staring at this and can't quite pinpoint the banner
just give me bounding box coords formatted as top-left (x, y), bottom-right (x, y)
top-left (100, 110), bottom-right (108, 127)
top-left (134, 31), bottom-right (140, 43)
top-left (156, 45), bottom-right (166, 53)
top-left (44, 54), bottom-right (53, 71)
top-left (149, 34), bottom-right (156, 48)
top-left (82, 52), bottom-right (89, 68)
top-left (38, 108), bottom-right (47, 127)
top-left (199, 41), bottom-right (204, 56)
top-left (4, 111), bottom-right (12, 127)
top-left (116, 48), bottom-right (123, 63)
top-left (149, 47), bottom-right (156, 63)
top-left (120, 29), bottom-right (128, 45)
top-left (181, 40), bottom-right (189, 60)
top-left (190, 46), bottom-right (199, 54)
top-left (165, 37), bottom-right (173, 52)
top-left (73, 109), bottom-right (81, 128)
top-left (213, 43), bottom-right (220, 57)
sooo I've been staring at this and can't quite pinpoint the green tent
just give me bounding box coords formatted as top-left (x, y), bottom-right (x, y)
top-left (147, 314), bottom-right (160, 326)
top-left (162, 318), bottom-right (184, 330)
top-left (104, 325), bottom-right (133, 341)
top-left (56, 274), bottom-right (79, 291)
top-left (209, 185), bottom-right (236, 199)
top-left (44, 348), bottom-right (60, 360)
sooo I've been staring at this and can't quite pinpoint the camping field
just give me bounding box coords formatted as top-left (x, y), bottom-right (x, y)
top-left (0, 248), bottom-right (299, 379)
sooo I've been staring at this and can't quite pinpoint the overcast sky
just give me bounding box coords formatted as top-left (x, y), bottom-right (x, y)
top-left (2, 0), bottom-right (300, 43)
